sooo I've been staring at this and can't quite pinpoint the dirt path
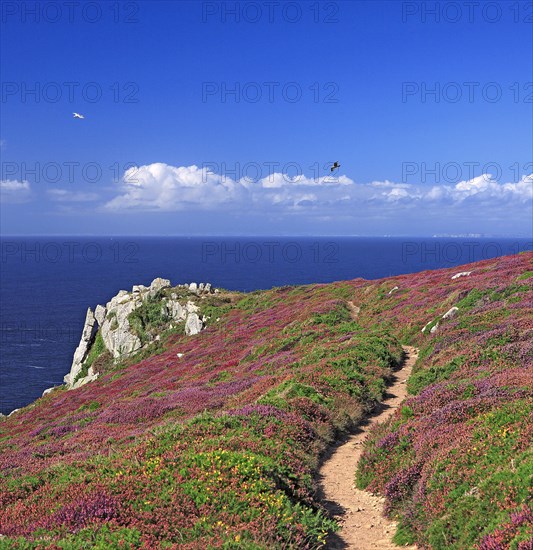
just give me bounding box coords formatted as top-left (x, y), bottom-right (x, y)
top-left (318, 344), bottom-right (419, 549)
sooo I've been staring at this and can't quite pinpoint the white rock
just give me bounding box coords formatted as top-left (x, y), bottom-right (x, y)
top-left (442, 306), bottom-right (459, 319)
top-left (8, 408), bottom-right (20, 417)
top-left (421, 321), bottom-right (432, 333)
top-left (64, 307), bottom-right (97, 385)
top-left (176, 352), bottom-right (184, 358)
top-left (42, 387), bottom-right (57, 397)
top-left (189, 282), bottom-right (198, 292)
top-left (100, 298), bottom-right (142, 359)
top-left (204, 283), bottom-right (212, 293)
top-left (185, 313), bottom-right (203, 335)
top-left (150, 278), bottom-right (171, 292)
top-left (430, 322), bottom-right (439, 334)
top-left (451, 271), bottom-right (472, 280)
top-left (388, 286), bottom-right (399, 295)
top-left (71, 371), bottom-right (99, 390)
top-left (117, 293), bottom-right (132, 305)
top-left (94, 304), bottom-right (107, 326)
top-left (169, 300), bottom-right (185, 320)
top-left (132, 284), bottom-right (148, 294)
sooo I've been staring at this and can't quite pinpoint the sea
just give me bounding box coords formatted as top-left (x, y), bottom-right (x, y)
top-left (1, 236), bottom-right (531, 415)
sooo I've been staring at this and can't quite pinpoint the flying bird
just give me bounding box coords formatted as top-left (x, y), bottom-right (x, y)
top-left (330, 161), bottom-right (341, 172)
top-left (72, 112), bottom-right (85, 119)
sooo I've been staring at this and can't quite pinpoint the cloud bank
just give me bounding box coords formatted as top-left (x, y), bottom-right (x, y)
top-left (102, 163), bottom-right (533, 217)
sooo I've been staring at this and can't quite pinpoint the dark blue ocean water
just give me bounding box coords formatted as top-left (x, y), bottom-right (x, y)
top-left (1, 236), bottom-right (531, 414)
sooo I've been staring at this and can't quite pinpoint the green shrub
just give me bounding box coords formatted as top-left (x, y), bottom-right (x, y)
top-left (74, 331), bottom-right (106, 383)
top-left (407, 356), bottom-right (465, 395)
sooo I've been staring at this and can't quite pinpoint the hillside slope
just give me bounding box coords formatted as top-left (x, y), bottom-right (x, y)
top-left (355, 253), bottom-right (533, 549)
top-left (0, 252), bottom-right (531, 549)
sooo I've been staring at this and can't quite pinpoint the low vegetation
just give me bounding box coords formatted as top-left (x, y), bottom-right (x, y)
top-left (1, 252), bottom-right (531, 548)
top-left (355, 252), bottom-right (532, 549)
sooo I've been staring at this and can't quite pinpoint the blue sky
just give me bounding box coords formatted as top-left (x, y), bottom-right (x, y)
top-left (1, 0), bottom-right (531, 236)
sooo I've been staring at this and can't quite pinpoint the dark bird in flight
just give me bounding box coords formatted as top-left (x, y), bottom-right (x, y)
top-left (330, 161), bottom-right (341, 172)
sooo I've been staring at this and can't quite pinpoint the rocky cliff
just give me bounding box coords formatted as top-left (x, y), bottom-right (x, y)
top-left (62, 278), bottom-right (218, 389)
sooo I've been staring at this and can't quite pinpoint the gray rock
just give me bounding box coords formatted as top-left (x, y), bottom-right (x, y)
top-left (132, 284), bottom-right (148, 294)
top-left (71, 370), bottom-right (99, 390)
top-left (150, 278), bottom-right (171, 292)
top-left (185, 313), bottom-right (203, 335)
top-left (442, 306), bottom-right (459, 319)
top-left (100, 295), bottom-right (142, 359)
top-left (451, 271), bottom-right (472, 280)
top-left (169, 299), bottom-right (185, 320)
top-left (64, 307), bottom-right (97, 385)
top-left (94, 304), bottom-right (107, 326)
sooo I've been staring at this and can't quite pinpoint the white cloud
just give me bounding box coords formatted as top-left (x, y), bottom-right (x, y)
top-left (47, 189), bottom-right (99, 202)
top-left (0, 179), bottom-right (31, 203)
top-left (105, 163), bottom-right (247, 211)
top-left (102, 163), bottom-right (533, 219)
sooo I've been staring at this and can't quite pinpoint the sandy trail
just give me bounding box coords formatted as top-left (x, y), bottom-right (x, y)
top-left (318, 341), bottom-right (419, 549)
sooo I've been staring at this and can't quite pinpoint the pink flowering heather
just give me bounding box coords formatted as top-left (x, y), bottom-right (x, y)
top-left (356, 252), bottom-right (533, 549)
top-left (0, 252), bottom-right (531, 548)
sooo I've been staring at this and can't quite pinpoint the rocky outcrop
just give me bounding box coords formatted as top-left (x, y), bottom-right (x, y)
top-left (451, 271), bottom-right (472, 280)
top-left (442, 306), bottom-right (459, 319)
top-left (64, 278), bottom-right (217, 389)
top-left (64, 308), bottom-right (97, 385)
top-left (422, 306), bottom-right (460, 335)
top-left (94, 304), bottom-right (106, 325)
top-left (184, 300), bottom-right (204, 335)
top-left (100, 291), bottom-right (142, 360)
top-left (185, 313), bottom-right (203, 335)
top-left (70, 366), bottom-right (99, 389)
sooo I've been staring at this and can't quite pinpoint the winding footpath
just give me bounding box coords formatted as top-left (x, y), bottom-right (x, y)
top-left (319, 336), bottom-right (419, 549)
